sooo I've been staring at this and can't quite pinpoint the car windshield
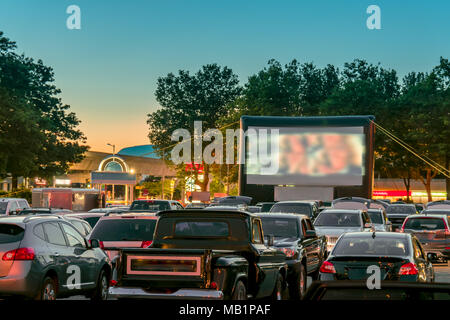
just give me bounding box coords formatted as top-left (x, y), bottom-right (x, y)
top-left (386, 205), bottom-right (416, 214)
top-left (0, 203), bottom-right (7, 215)
top-left (130, 200), bottom-right (170, 211)
top-left (314, 212), bottom-right (362, 227)
top-left (368, 211), bottom-right (383, 224)
top-left (333, 236), bottom-right (410, 256)
top-left (270, 203), bottom-right (312, 216)
top-left (0, 224), bottom-right (25, 243)
top-left (174, 221), bottom-right (229, 238)
top-left (403, 218), bottom-right (446, 231)
top-left (90, 219), bottom-right (157, 241)
top-left (260, 217), bottom-right (299, 238)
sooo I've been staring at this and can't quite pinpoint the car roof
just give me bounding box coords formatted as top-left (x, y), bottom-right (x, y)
top-left (0, 214), bottom-right (64, 224)
top-left (98, 213), bottom-right (158, 220)
top-left (342, 231), bottom-right (410, 239)
top-left (65, 212), bottom-right (105, 218)
top-left (422, 209), bottom-right (450, 213)
top-left (320, 209), bottom-right (363, 214)
top-left (157, 209), bottom-right (257, 218)
top-left (274, 200), bottom-right (316, 205)
top-left (0, 198), bottom-right (27, 202)
top-left (388, 203), bottom-right (416, 207)
top-left (256, 212), bottom-right (308, 220)
top-left (405, 214), bottom-right (449, 219)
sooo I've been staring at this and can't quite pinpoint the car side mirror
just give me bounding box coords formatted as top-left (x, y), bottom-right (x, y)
top-left (305, 230), bottom-right (317, 238)
top-left (267, 235), bottom-right (274, 247)
top-left (427, 252), bottom-right (438, 262)
top-left (90, 239), bottom-right (100, 249)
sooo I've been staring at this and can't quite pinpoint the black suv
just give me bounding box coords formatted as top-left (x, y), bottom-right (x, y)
top-left (0, 215), bottom-right (111, 300)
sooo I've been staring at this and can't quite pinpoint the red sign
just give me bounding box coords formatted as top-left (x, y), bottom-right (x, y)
top-left (185, 163), bottom-right (204, 174)
top-left (373, 190), bottom-right (411, 197)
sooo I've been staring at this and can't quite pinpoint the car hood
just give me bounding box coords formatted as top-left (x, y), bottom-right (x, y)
top-left (314, 226), bottom-right (363, 236)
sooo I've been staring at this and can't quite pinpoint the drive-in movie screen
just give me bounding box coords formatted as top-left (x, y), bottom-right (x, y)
top-left (0, 0), bottom-right (449, 317)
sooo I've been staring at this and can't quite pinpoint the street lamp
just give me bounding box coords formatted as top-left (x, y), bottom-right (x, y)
top-left (107, 143), bottom-right (116, 155)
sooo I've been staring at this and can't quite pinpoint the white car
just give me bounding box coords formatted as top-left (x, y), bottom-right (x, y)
top-left (0, 198), bottom-right (30, 215)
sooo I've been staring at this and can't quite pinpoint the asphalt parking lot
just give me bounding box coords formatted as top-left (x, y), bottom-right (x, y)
top-left (60, 261), bottom-right (450, 300)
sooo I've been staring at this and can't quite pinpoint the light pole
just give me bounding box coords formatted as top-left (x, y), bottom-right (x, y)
top-left (106, 143), bottom-right (116, 202)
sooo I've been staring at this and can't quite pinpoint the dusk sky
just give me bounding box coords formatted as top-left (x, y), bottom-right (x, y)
top-left (1, 0), bottom-right (449, 153)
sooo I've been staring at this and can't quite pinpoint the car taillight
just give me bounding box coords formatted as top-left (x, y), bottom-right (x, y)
top-left (209, 281), bottom-right (218, 290)
top-left (140, 240), bottom-right (153, 248)
top-left (279, 248), bottom-right (295, 258)
top-left (2, 248), bottom-right (35, 261)
top-left (319, 261), bottom-right (336, 274)
top-left (398, 262), bottom-right (418, 275)
top-left (109, 280), bottom-right (118, 287)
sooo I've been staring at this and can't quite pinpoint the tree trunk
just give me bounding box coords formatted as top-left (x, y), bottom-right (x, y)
top-left (403, 177), bottom-right (411, 202)
top-left (11, 176), bottom-right (18, 191)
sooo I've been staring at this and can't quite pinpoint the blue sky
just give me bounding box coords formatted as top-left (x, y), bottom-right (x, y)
top-left (0, 0), bottom-right (448, 151)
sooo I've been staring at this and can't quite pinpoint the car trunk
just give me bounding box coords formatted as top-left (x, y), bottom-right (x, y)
top-left (0, 241), bottom-right (23, 277)
top-left (0, 223), bottom-right (25, 277)
top-left (331, 256), bottom-right (408, 281)
top-left (117, 248), bottom-right (212, 291)
top-left (103, 241), bottom-right (145, 260)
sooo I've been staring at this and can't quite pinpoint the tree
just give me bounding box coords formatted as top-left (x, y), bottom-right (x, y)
top-left (0, 31), bottom-right (88, 188)
top-left (147, 64), bottom-right (242, 192)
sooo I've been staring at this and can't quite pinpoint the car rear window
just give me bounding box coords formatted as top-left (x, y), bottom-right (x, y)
top-left (90, 219), bottom-right (157, 241)
top-left (368, 211), bottom-right (383, 224)
top-left (386, 205), bottom-right (416, 214)
top-left (174, 221), bottom-right (229, 238)
top-left (314, 212), bottom-right (362, 227)
top-left (260, 217), bottom-right (299, 238)
top-left (403, 218), bottom-right (446, 231)
top-left (270, 203), bottom-right (312, 216)
top-left (84, 217), bottom-right (101, 228)
top-left (333, 236), bottom-right (410, 256)
top-left (130, 200), bottom-right (170, 211)
top-left (0, 224), bottom-right (25, 243)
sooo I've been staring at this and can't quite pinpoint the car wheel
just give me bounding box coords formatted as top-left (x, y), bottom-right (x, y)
top-left (37, 277), bottom-right (57, 301)
top-left (271, 273), bottom-right (284, 300)
top-left (91, 269), bottom-right (109, 301)
top-left (232, 280), bottom-right (247, 300)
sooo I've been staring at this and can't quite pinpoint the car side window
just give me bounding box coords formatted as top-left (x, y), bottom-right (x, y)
top-left (176, 203), bottom-right (184, 210)
top-left (61, 223), bottom-right (86, 248)
top-left (18, 200), bottom-right (28, 209)
top-left (9, 201), bottom-right (18, 214)
top-left (252, 219), bottom-right (263, 244)
top-left (43, 222), bottom-right (67, 246)
top-left (301, 220), bottom-right (307, 236)
top-left (33, 223), bottom-right (46, 241)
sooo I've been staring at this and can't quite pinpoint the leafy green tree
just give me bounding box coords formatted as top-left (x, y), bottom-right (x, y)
top-left (148, 64), bottom-right (242, 192)
top-left (0, 31), bottom-right (88, 188)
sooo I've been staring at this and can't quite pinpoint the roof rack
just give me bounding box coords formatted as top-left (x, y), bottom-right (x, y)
top-left (23, 214), bottom-right (63, 223)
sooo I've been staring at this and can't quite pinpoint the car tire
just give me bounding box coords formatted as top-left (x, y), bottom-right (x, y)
top-left (289, 264), bottom-right (307, 300)
top-left (271, 273), bottom-right (284, 300)
top-left (90, 269), bottom-right (109, 301)
top-left (232, 280), bottom-right (247, 300)
top-left (36, 276), bottom-right (57, 300)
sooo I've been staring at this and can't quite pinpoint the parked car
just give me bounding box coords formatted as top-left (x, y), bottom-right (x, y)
top-left (64, 212), bottom-right (106, 228)
top-left (257, 213), bottom-right (327, 299)
top-left (303, 281), bottom-right (450, 300)
top-left (386, 204), bottom-right (418, 232)
top-left (0, 215), bottom-right (111, 300)
top-left (89, 207), bottom-right (129, 214)
top-left (256, 202), bottom-right (277, 212)
top-left (318, 232), bottom-right (435, 283)
top-left (313, 209), bottom-right (374, 252)
top-left (332, 197), bottom-right (389, 210)
top-left (129, 199), bottom-right (184, 212)
top-left (367, 208), bottom-right (393, 232)
top-left (184, 203), bottom-right (209, 209)
top-left (87, 213), bottom-right (158, 261)
top-left (17, 208), bottom-right (73, 216)
top-left (108, 209), bottom-right (288, 300)
top-left (421, 208), bottom-right (450, 219)
top-left (426, 200), bottom-right (450, 210)
top-left (0, 198), bottom-right (30, 215)
top-left (247, 206), bottom-right (261, 213)
top-left (400, 214), bottom-right (450, 262)
top-left (269, 201), bottom-right (320, 221)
